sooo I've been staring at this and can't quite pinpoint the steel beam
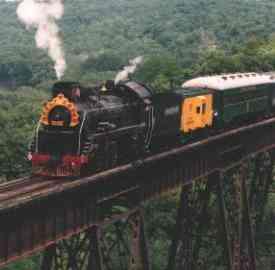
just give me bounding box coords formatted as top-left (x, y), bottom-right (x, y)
top-left (216, 171), bottom-right (233, 270)
top-left (41, 245), bottom-right (56, 270)
top-left (166, 185), bottom-right (192, 270)
top-left (240, 164), bottom-right (256, 270)
top-left (40, 209), bottom-right (149, 270)
top-left (128, 211), bottom-right (150, 270)
top-left (87, 226), bottom-right (103, 270)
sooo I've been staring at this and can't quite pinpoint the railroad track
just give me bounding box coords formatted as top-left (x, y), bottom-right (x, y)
top-left (0, 176), bottom-right (66, 204)
top-left (0, 177), bottom-right (33, 192)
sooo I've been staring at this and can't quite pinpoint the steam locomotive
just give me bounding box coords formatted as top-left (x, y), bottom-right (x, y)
top-left (29, 80), bottom-right (155, 176)
top-left (29, 73), bottom-right (275, 177)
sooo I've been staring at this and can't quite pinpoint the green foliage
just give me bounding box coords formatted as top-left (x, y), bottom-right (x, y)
top-left (144, 192), bottom-right (179, 270)
top-left (0, 88), bottom-right (48, 181)
top-left (82, 52), bottom-right (125, 72)
top-left (1, 0), bottom-right (275, 86)
top-left (195, 37), bottom-right (275, 76)
top-left (2, 256), bottom-right (40, 270)
top-left (134, 55), bottom-right (182, 92)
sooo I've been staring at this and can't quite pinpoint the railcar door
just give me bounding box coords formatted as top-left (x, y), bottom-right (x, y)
top-left (199, 95), bottom-right (213, 127)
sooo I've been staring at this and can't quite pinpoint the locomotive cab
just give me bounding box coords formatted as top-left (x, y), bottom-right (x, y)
top-left (52, 81), bottom-right (81, 101)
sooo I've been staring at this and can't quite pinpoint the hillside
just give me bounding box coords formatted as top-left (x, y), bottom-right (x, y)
top-left (1, 0), bottom-right (275, 86)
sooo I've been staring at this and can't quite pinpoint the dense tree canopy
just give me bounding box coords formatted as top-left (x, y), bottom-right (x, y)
top-left (0, 88), bottom-right (47, 181)
top-left (1, 0), bottom-right (275, 87)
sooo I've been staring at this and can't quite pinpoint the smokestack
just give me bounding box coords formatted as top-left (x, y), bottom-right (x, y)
top-left (114, 56), bottom-right (143, 84)
top-left (16, 0), bottom-right (66, 79)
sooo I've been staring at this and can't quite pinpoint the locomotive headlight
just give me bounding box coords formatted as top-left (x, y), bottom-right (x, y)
top-left (49, 106), bottom-right (71, 126)
top-left (40, 94), bottom-right (80, 127)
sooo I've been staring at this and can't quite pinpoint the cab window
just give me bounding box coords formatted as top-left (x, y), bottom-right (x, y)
top-left (196, 106), bottom-right (201, 114)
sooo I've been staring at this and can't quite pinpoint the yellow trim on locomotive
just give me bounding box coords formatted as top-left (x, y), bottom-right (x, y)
top-left (181, 94), bottom-right (213, 133)
top-left (40, 94), bottom-right (80, 127)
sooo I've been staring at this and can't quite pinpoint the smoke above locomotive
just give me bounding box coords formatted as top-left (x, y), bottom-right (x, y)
top-left (16, 0), bottom-right (66, 79)
top-left (114, 56), bottom-right (143, 84)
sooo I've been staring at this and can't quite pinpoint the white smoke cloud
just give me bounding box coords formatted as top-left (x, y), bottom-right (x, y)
top-left (114, 56), bottom-right (143, 84)
top-left (17, 0), bottom-right (66, 79)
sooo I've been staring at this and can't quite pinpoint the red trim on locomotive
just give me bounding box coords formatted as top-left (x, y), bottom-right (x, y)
top-left (30, 153), bottom-right (89, 177)
top-left (62, 155), bottom-right (88, 166)
top-left (31, 153), bottom-right (50, 165)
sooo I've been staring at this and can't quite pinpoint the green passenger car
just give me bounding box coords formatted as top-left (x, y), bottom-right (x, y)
top-left (182, 73), bottom-right (275, 127)
top-left (214, 84), bottom-right (271, 124)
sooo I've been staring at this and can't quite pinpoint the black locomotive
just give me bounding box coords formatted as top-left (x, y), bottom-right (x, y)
top-left (29, 80), bottom-right (156, 176)
top-left (29, 73), bottom-right (275, 177)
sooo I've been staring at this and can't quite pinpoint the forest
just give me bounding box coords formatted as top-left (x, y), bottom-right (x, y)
top-left (1, 0), bottom-right (275, 269)
top-left (1, 0), bottom-right (275, 88)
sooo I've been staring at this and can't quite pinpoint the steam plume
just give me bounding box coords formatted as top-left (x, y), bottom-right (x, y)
top-left (115, 56), bottom-right (143, 84)
top-left (17, 0), bottom-right (66, 79)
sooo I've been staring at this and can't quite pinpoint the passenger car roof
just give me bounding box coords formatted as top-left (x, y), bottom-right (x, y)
top-left (182, 73), bottom-right (275, 91)
top-left (175, 88), bottom-right (211, 97)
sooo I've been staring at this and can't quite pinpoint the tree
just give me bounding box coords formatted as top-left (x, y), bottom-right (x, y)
top-left (135, 55), bottom-right (182, 92)
top-left (0, 88), bottom-right (47, 180)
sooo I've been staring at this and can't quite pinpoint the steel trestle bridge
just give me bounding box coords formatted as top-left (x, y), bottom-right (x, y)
top-left (1, 118), bottom-right (275, 269)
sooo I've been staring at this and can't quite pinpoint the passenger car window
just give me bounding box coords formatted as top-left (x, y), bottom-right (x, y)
top-left (196, 106), bottom-right (201, 114)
